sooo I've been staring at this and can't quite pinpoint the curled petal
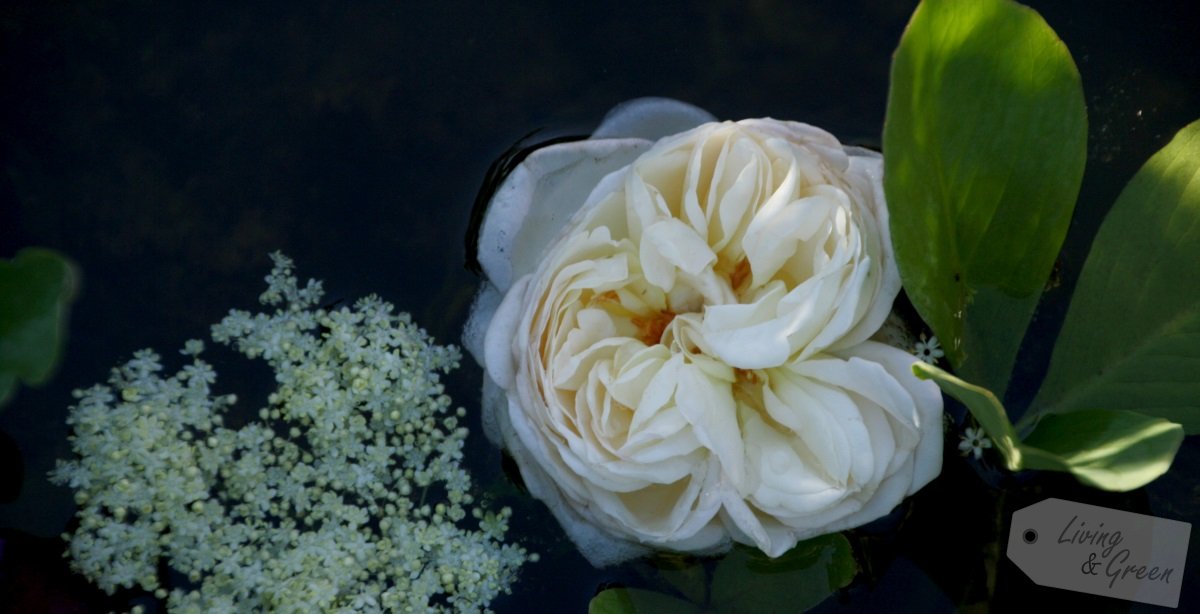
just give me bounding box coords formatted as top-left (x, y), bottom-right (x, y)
top-left (479, 139), bottom-right (652, 291)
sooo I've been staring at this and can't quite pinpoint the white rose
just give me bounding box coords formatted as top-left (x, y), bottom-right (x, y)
top-left (464, 98), bottom-right (942, 566)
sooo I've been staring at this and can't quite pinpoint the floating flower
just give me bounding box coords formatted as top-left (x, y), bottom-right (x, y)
top-left (465, 99), bottom-right (943, 564)
top-left (959, 426), bottom-right (993, 461)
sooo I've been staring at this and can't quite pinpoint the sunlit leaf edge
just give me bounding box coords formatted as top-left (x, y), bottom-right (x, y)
top-left (914, 363), bottom-right (1183, 491)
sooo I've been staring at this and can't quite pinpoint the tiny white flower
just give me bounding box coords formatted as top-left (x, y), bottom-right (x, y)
top-left (958, 426), bottom-right (993, 460)
top-left (914, 334), bottom-right (945, 365)
top-left (180, 339), bottom-right (205, 356)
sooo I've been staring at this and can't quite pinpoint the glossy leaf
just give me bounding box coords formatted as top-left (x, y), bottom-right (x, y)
top-left (1027, 119), bottom-right (1200, 434)
top-left (1021, 410), bottom-right (1184, 491)
top-left (709, 534), bottom-right (857, 613)
top-left (0, 248), bottom-right (78, 408)
top-left (915, 363), bottom-right (1184, 491)
top-left (884, 0), bottom-right (1087, 396)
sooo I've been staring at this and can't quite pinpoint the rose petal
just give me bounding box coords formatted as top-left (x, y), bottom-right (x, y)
top-left (462, 280), bottom-right (502, 367)
top-left (703, 272), bottom-right (847, 369)
top-left (835, 341), bottom-right (943, 492)
top-left (762, 368), bottom-right (875, 487)
top-left (824, 153), bottom-right (902, 351)
top-left (673, 356), bottom-right (743, 484)
top-left (788, 350), bottom-right (921, 448)
top-left (482, 275), bottom-right (531, 390)
top-left (497, 390), bottom-right (652, 566)
top-left (741, 403), bottom-right (849, 507)
top-left (639, 218), bottom-right (718, 291)
top-left (718, 474), bottom-right (802, 557)
top-left (817, 456), bottom-right (914, 535)
top-left (746, 188), bottom-right (846, 285)
top-left (479, 139), bottom-right (652, 292)
top-left (591, 97), bottom-right (718, 141)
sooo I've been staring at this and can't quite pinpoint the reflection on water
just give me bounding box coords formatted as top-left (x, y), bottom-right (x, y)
top-left (1, 1), bottom-right (1197, 611)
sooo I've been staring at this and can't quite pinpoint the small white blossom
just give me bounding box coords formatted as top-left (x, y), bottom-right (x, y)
top-left (914, 334), bottom-right (945, 365)
top-left (52, 253), bottom-right (531, 612)
top-left (180, 339), bottom-right (205, 356)
top-left (958, 426), bottom-right (993, 460)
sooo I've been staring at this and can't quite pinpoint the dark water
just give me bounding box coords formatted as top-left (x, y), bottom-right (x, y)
top-left (2, 1), bottom-right (1198, 612)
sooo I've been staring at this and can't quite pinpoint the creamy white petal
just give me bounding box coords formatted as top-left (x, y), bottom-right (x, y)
top-left (789, 352), bottom-right (921, 447)
top-left (831, 152), bottom-right (902, 351)
top-left (674, 357), bottom-right (743, 483)
top-left (483, 275), bottom-right (531, 390)
top-left (762, 371), bottom-right (875, 487)
top-left (498, 388), bottom-right (652, 566)
top-left (836, 341), bottom-right (944, 492)
top-left (743, 192), bottom-right (837, 287)
top-left (741, 403), bottom-right (848, 509)
top-left (816, 456), bottom-right (914, 535)
top-left (711, 141), bottom-right (765, 254)
top-left (639, 218), bottom-right (718, 291)
top-left (479, 138), bottom-right (651, 291)
top-left (701, 282), bottom-right (791, 369)
top-left (718, 475), bottom-right (802, 557)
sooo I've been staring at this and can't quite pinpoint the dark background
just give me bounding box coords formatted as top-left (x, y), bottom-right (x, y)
top-left (2, 1), bottom-right (1198, 611)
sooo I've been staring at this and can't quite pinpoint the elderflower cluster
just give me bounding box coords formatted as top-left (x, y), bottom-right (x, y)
top-left (50, 252), bottom-right (531, 612)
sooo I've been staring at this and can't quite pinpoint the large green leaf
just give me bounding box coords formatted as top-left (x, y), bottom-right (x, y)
top-left (884, 0), bottom-right (1087, 396)
top-left (0, 248), bottom-right (78, 408)
top-left (708, 534), bottom-right (857, 613)
top-left (914, 363), bottom-right (1184, 491)
top-left (586, 534), bottom-right (857, 614)
top-left (1026, 119), bottom-right (1200, 434)
top-left (654, 555), bottom-right (708, 605)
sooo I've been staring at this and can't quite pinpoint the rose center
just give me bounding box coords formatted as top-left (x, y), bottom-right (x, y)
top-left (589, 290), bottom-right (680, 346)
top-left (728, 257), bottom-right (752, 295)
top-left (632, 310), bottom-right (676, 346)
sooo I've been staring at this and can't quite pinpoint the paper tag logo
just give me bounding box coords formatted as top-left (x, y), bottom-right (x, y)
top-left (1007, 498), bottom-right (1190, 608)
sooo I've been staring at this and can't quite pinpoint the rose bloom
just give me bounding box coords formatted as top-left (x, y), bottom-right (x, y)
top-left (464, 98), bottom-right (942, 565)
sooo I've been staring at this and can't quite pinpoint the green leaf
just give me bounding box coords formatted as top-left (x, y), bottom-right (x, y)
top-left (884, 0), bottom-right (1087, 396)
top-left (588, 588), bottom-right (700, 614)
top-left (709, 534), bottom-right (857, 613)
top-left (1027, 119), bottom-right (1200, 434)
top-left (912, 362), bottom-right (1023, 471)
top-left (1021, 410), bottom-right (1184, 491)
top-left (653, 557), bottom-right (708, 605)
top-left (914, 363), bottom-right (1184, 491)
top-left (0, 248), bottom-right (78, 408)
